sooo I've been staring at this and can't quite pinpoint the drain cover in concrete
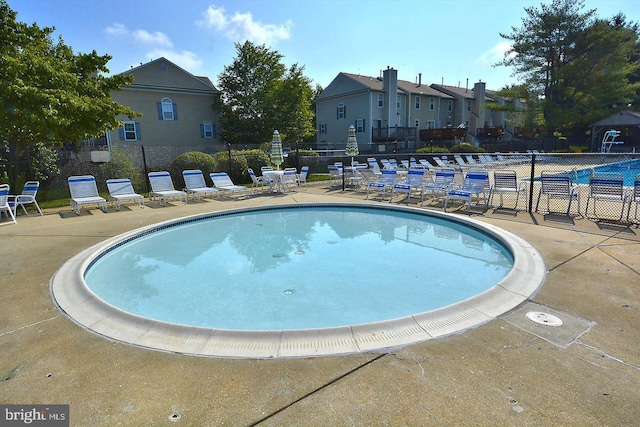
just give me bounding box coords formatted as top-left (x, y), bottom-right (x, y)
top-left (503, 302), bottom-right (595, 348)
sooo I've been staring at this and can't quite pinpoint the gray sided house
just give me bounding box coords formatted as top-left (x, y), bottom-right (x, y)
top-left (108, 57), bottom-right (222, 168)
top-left (316, 67), bottom-right (522, 153)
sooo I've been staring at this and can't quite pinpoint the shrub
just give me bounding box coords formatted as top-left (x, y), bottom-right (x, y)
top-left (96, 148), bottom-right (144, 192)
top-left (167, 151), bottom-right (218, 188)
top-left (214, 150), bottom-right (249, 184)
top-left (417, 146), bottom-right (449, 154)
top-left (450, 143), bottom-right (485, 153)
top-left (241, 149), bottom-right (271, 176)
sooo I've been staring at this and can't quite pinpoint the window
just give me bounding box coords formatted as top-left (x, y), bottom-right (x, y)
top-left (337, 103), bottom-right (345, 119)
top-left (426, 120), bottom-right (436, 129)
top-left (414, 120), bottom-right (419, 127)
top-left (467, 100), bottom-right (472, 112)
top-left (415, 96), bottom-right (421, 110)
top-left (200, 123), bottom-right (215, 138)
top-left (447, 100), bottom-right (452, 112)
top-left (429, 98), bottom-right (435, 111)
top-left (121, 121), bottom-right (140, 141)
top-left (396, 96), bottom-right (400, 109)
top-left (162, 98), bottom-right (174, 120)
top-left (319, 123), bottom-right (327, 134)
top-left (355, 118), bottom-right (365, 133)
top-left (377, 93), bottom-right (384, 108)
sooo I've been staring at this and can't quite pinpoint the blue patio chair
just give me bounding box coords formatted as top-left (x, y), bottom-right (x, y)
top-left (585, 172), bottom-right (626, 220)
top-left (421, 167), bottom-right (455, 205)
top-left (535, 170), bottom-right (580, 216)
top-left (366, 169), bottom-right (397, 200)
top-left (390, 167), bottom-right (425, 202)
top-left (0, 184), bottom-right (17, 225)
top-left (8, 181), bottom-right (43, 216)
top-left (444, 168), bottom-right (489, 213)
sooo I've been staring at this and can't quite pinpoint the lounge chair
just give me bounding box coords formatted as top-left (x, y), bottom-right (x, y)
top-left (367, 158), bottom-right (382, 175)
top-left (585, 172), bottom-right (626, 220)
top-left (0, 184), bottom-right (17, 225)
top-left (296, 166), bottom-right (309, 189)
top-left (390, 167), bottom-right (425, 201)
top-left (248, 168), bottom-right (270, 193)
top-left (535, 170), bottom-right (580, 215)
top-left (489, 170), bottom-right (527, 210)
top-left (328, 165), bottom-right (343, 186)
top-left (68, 175), bottom-right (108, 215)
top-left (444, 168), bottom-right (489, 213)
top-left (454, 155), bottom-right (468, 168)
top-left (433, 157), bottom-right (450, 168)
top-left (106, 178), bottom-right (145, 210)
top-left (182, 169), bottom-right (219, 201)
top-left (627, 174), bottom-right (640, 223)
top-left (280, 169), bottom-right (298, 193)
top-left (8, 181), bottom-right (43, 216)
top-left (148, 171), bottom-right (188, 206)
top-left (366, 169), bottom-right (397, 200)
top-left (209, 172), bottom-right (249, 198)
top-left (421, 167), bottom-right (455, 205)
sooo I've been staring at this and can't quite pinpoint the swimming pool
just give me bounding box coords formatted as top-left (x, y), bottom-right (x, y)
top-left (51, 203), bottom-right (546, 358)
top-left (573, 159), bottom-right (640, 186)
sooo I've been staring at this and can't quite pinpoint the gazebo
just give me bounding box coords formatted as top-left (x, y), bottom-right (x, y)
top-left (589, 110), bottom-right (640, 152)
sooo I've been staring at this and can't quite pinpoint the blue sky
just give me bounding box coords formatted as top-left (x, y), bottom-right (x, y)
top-left (9, 0), bottom-right (640, 91)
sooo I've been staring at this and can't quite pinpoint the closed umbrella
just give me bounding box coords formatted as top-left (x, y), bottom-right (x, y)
top-left (270, 130), bottom-right (284, 170)
top-left (345, 125), bottom-right (359, 169)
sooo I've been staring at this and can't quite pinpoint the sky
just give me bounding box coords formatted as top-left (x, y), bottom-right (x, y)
top-left (8, 0), bottom-right (640, 91)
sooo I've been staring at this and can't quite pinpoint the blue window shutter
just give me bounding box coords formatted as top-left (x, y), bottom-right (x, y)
top-left (362, 119), bottom-right (365, 131)
top-left (173, 103), bottom-right (178, 120)
top-left (200, 124), bottom-right (205, 138)
top-left (157, 103), bottom-right (163, 120)
top-left (344, 105), bottom-right (346, 118)
top-left (212, 124), bottom-right (216, 138)
top-left (336, 107), bottom-right (339, 120)
top-left (135, 123), bottom-right (141, 140)
top-left (119, 127), bottom-right (124, 140)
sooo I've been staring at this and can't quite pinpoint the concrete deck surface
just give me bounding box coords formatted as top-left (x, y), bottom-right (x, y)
top-left (1, 183), bottom-right (639, 426)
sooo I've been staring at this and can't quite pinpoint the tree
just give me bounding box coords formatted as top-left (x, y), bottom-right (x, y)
top-left (216, 41), bottom-right (316, 147)
top-left (0, 0), bottom-right (138, 190)
top-left (499, 0), bottom-right (640, 139)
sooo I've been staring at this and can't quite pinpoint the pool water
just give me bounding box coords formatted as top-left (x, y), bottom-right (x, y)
top-left (84, 205), bottom-right (514, 331)
top-left (573, 159), bottom-right (640, 186)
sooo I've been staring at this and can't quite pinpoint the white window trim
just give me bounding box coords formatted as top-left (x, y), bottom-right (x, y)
top-left (202, 122), bottom-right (214, 138)
top-left (356, 118), bottom-right (364, 133)
top-left (162, 97), bottom-right (174, 121)
top-left (415, 96), bottom-right (421, 110)
top-left (377, 93), bottom-right (384, 108)
top-left (123, 121), bottom-right (137, 141)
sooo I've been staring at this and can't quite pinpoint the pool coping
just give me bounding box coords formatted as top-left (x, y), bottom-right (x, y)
top-left (50, 202), bottom-right (546, 359)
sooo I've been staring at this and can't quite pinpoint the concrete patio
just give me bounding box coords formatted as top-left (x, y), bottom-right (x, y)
top-left (1, 183), bottom-right (639, 426)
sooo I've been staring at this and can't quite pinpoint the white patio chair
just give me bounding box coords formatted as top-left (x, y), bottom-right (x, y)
top-left (444, 168), bottom-right (489, 213)
top-left (296, 166), bottom-right (309, 189)
top-left (248, 168), bottom-right (269, 193)
top-left (280, 169), bottom-right (298, 193)
top-left (367, 158), bottom-right (382, 175)
top-left (390, 167), bottom-right (425, 202)
top-left (8, 181), bottom-right (43, 216)
top-left (535, 170), bottom-right (580, 216)
top-left (489, 170), bottom-right (527, 210)
top-left (327, 164), bottom-right (343, 186)
top-left (148, 171), bottom-right (188, 206)
top-left (68, 175), bottom-right (108, 215)
top-left (106, 178), bottom-right (145, 210)
top-left (209, 172), bottom-right (249, 198)
top-left (366, 169), bottom-right (397, 200)
top-left (182, 169), bottom-right (219, 201)
top-left (585, 172), bottom-right (626, 220)
top-left (0, 184), bottom-right (17, 225)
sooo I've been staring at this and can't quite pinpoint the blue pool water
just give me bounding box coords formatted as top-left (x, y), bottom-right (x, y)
top-left (573, 159), bottom-right (640, 186)
top-left (84, 205), bottom-right (514, 331)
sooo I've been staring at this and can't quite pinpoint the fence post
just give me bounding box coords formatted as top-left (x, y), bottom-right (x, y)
top-left (528, 154), bottom-right (536, 213)
top-left (141, 145), bottom-right (150, 194)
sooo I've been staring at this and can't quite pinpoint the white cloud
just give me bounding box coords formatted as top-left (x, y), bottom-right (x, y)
top-left (200, 5), bottom-right (292, 46)
top-left (105, 23), bottom-right (173, 48)
top-left (478, 42), bottom-right (515, 63)
top-left (146, 49), bottom-right (203, 72)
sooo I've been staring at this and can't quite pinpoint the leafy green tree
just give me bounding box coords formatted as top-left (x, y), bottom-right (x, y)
top-left (217, 41), bottom-right (316, 147)
top-left (498, 0), bottom-right (640, 139)
top-left (0, 0), bottom-right (138, 190)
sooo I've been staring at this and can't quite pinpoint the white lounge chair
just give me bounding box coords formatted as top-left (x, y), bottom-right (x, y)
top-left (68, 175), bottom-right (108, 215)
top-left (0, 184), bottom-right (17, 225)
top-left (148, 171), bottom-right (188, 206)
top-left (444, 168), bottom-right (489, 213)
top-left (489, 170), bottom-right (527, 210)
top-left (209, 172), bottom-right (249, 198)
top-left (182, 169), bottom-right (219, 201)
top-left (585, 172), bottom-right (626, 220)
top-left (535, 170), bottom-right (580, 215)
top-left (390, 167), bottom-right (425, 201)
top-left (106, 178), bottom-right (145, 210)
top-left (421, 167), bottom-right (455, 205)
top-left (8, 181), bottom-right (43, 216)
